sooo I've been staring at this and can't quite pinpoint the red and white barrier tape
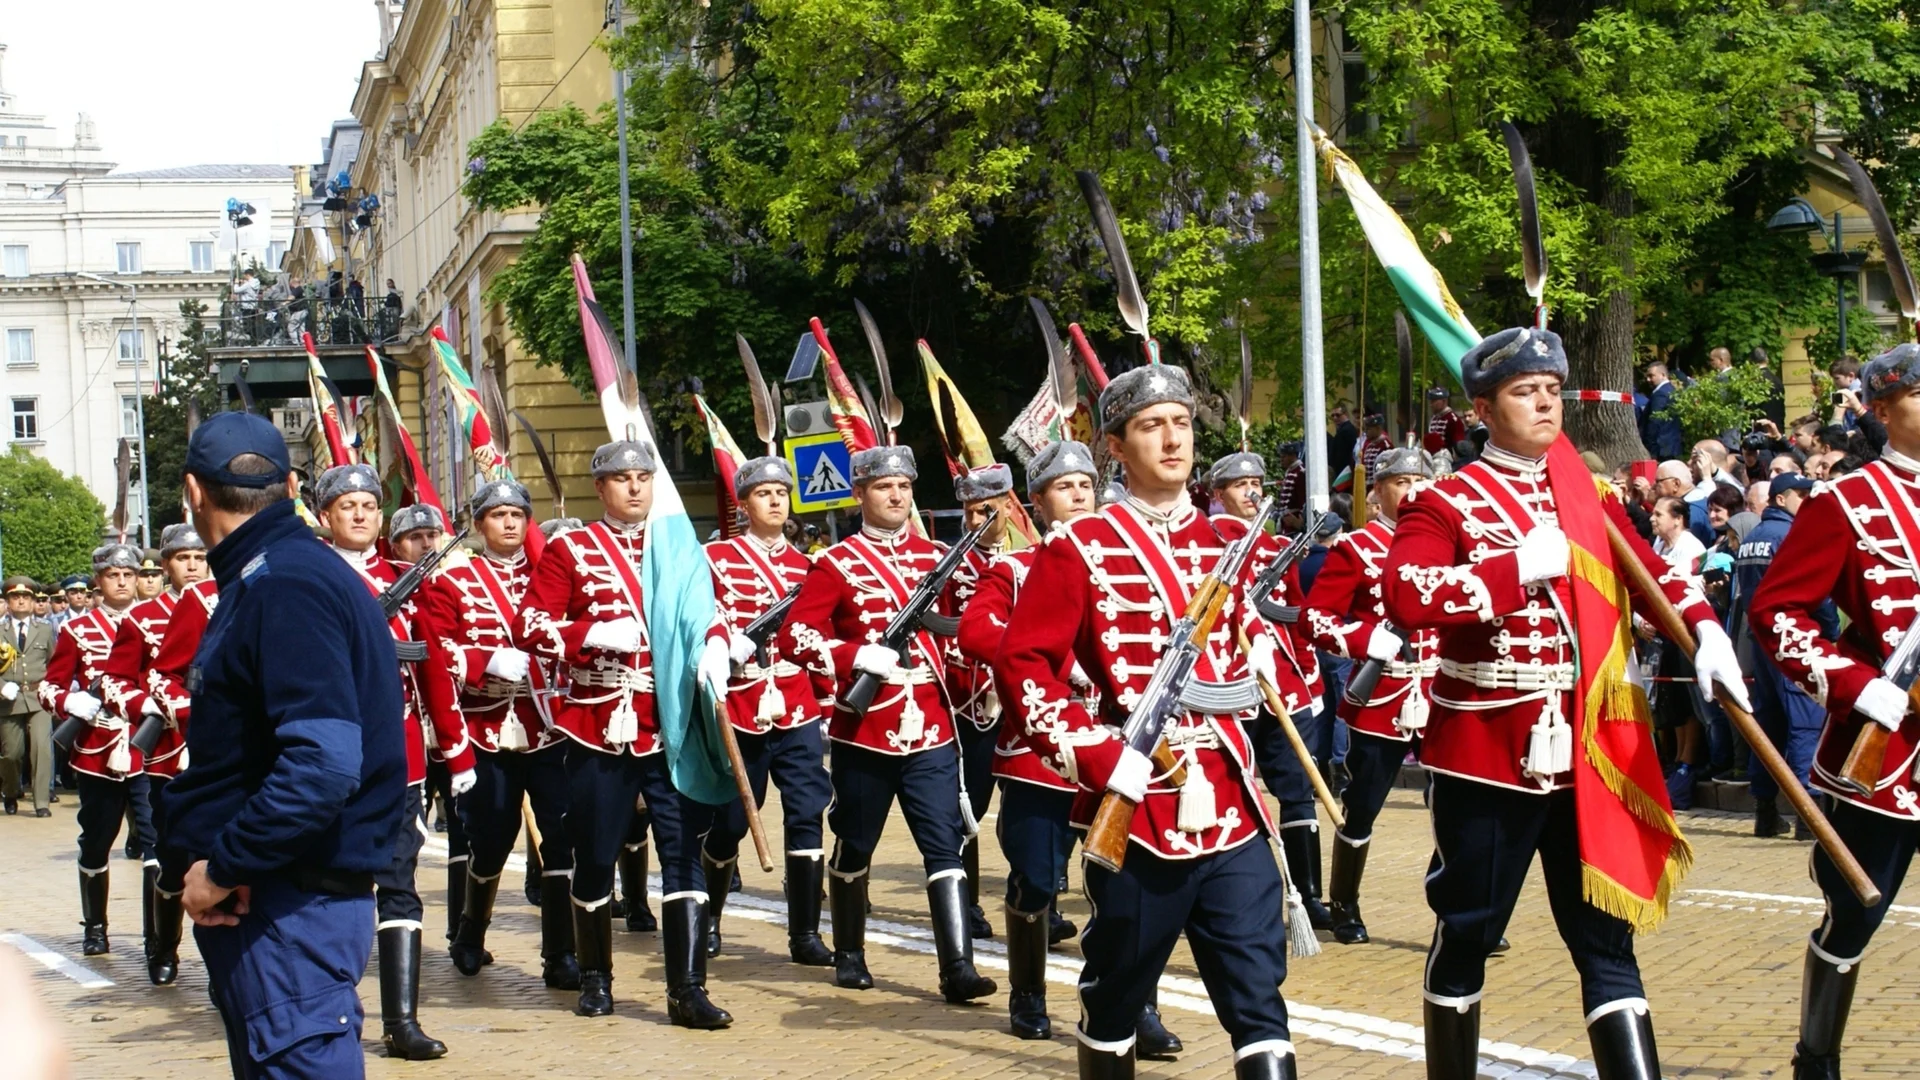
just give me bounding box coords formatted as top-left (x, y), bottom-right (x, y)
top-left (1562, 389), bottom-right (1636, 403)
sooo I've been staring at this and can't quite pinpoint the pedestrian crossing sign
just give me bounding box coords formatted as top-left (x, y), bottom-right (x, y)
top-left (784, 432), bottom-right (858, 512)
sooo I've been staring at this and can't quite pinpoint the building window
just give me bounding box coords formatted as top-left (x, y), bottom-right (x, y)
top-left (117, 328), bottom-right (144, 363)
top-left (121, 394), bottom-right (140, 438)
top-left (190, 241), bottom-right (215, 273)
top-left (2, 245), bottom-right (26, 277)
top-left (267, 240), bottom-right (287, 269)
top-left (10, 398), bottom-right (37, 442)
top-left (6, 329), bottom-right (32, 367)
top-left (1339, 27), bottom-right (1377, 139)
top-left (116, 242), bottom-right (142, 273)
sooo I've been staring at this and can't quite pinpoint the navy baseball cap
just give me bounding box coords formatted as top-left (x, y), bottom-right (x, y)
top-left (186, 411), bottom-right (292, 488)
top-left (1768, 473), bottom-right (1815, 500)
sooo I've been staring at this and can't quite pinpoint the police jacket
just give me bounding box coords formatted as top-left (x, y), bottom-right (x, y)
top-left (161, 499), bottom-right (406, 888)
top-left (1731, 505), bottom-right (1837, 661)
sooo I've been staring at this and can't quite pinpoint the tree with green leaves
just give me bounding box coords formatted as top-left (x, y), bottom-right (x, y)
top-left (142, 300), bottom-right (223, 532)
top-left (0, 447), bottom-right (105, 585)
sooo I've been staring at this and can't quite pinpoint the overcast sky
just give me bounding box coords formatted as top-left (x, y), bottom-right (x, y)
top-left (4, 4), bottom-right (377, 172)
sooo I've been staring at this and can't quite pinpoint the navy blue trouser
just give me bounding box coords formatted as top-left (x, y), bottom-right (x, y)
top-left (1810, 799), bottom-right (1919, 959)
top-left (1749, 662), bottom-right (1824, 805)
top-left (827, 742), bottom-right (964, 878)
top-left (566, 746), bottom-right (715, 903)
top-left (998, 781), bottom-right (1076, 912)
top-left (195, 878), bottom-right (373, 1080)
top-left (704, 721), bottom-right (830, 860)
top-left (76, 772), bottom-right (155, 870)
top-left (1337, 730), bottom-right (1406, 843)
top-left (1253, 708), bottom-right (1321, 826)
top-left (458, 743), bottom-right (572, 879)
top-left (372, 783), bottom-right (426, 926)
top-left (1319, 652), bottom-right (1352, 763)
top-left (1079, 839), bottom-right (1291, 1051)
top-left (1423, 775), bottom-right (1643, 1013)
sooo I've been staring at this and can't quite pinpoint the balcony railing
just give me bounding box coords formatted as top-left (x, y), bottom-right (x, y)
top-left (211, 298), bottom-right (405, 350)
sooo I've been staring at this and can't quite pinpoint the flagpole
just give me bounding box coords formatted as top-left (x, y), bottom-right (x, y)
top-left (1296, 0), bottom-right (1329, 515)
top-left (612, 4), bottom-right (637, 373)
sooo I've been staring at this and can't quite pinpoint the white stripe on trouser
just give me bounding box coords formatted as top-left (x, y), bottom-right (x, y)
top-left (1277, 819), bottom-right (1318, 832)
top-left (447, 854), bottom-right (469, 865)
top-left (142, 858), bottom-right (160, 870)
top-left (573, 892), bottom-right (614, 912)
top-left (927, 867), bottom-right (966, 885)
top-left (662, 890), bottom-right (708, 904)
top-left (541, 868), bottom-right (571, 879)
top-left (1234, 1040), bottom-right (1296, 1061)
top-left (376, 919), bottom-right (423, 932)
top-left (1583, 997), bottom-right (1648, 1026)
top-left (79, 864), bottom-right (107, 878)
top-left (1073, 1025), bottom-right (1136, 1054)
top-left (1808, 933), bottom-right (1863, 972)
top-left (471, 870), bottom-right (501, 884)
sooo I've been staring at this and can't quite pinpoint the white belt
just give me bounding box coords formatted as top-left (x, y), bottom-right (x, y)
top-left (568, 666), bottom-right (656, 693)
top-left (884, 665), bottom-right (937, 687)
top-left (743, 660), bottom-right (802, 680)
top-left (1384, 657), bottom-right (1441, 681)
top-left (474, 678), bottom-right (531, 701)
top-left (1163, 723), bottom-right (1221, 752)
top-left (1439, 658), bottom-right (1574, 691)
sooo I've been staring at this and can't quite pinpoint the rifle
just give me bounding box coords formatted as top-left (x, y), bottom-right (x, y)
top-left (1083, 498), bottom-right (1277, 873)
top-left (1836, 606), bottom-right (1920, 797)
top-left (380, 525), bottom-right (470, 621)
top-left (1252, 509), bottom-right (1328, 625)
top-left (839, 509), bottom-right (998, 717)
top-left (742, 584), bottom-right (801, 666)
top-left (1341, 629), bottom-right (1407, 708)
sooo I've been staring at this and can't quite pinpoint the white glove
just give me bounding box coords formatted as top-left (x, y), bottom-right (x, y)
top-left (583, 617), bottom-right (642, 654)
top-left (697, 637), bottom-right (731, 693)
top-left (853, 644), bottom-right (900, 679)
top-left (1365, 626), bottom-right (1405, 662)
top-left (1854, 677), bottom-right (1909, 732)
top-left (141, 698), bottom-right (164, 717)
top-left (1244, 632), bottom-right (1279, 688)
top-left (1691, 621), bottom-right (1751, 713)
top-left (66, 691), bottom-right (101, 722)
top-left (449, 769), bottom-right (477, 797)
top-left (0, 681), bottom-right (16, 702)
top-left (1106, 746), bottom-right (1153, 802)
top-left (728, 632), bottom-right (758, 666)
top-left (1069, 662), bottom-right (1094, 690)
top-left (1515, 525), bottom-right (1570, 585)
top-left (485, 648), bottom-right (531, 682)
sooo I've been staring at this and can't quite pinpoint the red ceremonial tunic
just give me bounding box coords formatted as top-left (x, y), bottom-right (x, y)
top-left (334, 545), bottom-right (473, 781)
top-left (945, 543), bottom-right (1012, 733)
top-left (1302, 518), bottom-right (1437, 741)
top-left (41, 605), bottom-right (139, 779)
top-left (956, 547), bottom-right (1073, 792)
top-left (99, 590), bottom-right (188, 776)
top-left (1751, 454), bottom-right (1920, 820)
top-left (146, 580), bottom-right (216, 745)
top-left (1425, 407), bottom-right (1467, 455)
top-left (419, 548), bottom-right (560, 755)
top-left (777, 526), bottom-right (956, 755)
top-left (1212, 514), bottom-right (1323, 717)
top-left (705, 533), bottom-right (823, 734)
top-left (1275, 461), bottom-right (1307, 514)
top-left (1382, 446), bottom-right (1713, 792)
top-left (994, 501), bottom-right (1277, 860)
top-left (1359, 434), bottom-right (1394, 478)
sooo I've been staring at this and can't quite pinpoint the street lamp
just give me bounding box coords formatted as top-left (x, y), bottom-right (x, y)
top-left (1769, 197), bottom-right (1866, 360)
top-left (75, 271), bottom-right (150, 549)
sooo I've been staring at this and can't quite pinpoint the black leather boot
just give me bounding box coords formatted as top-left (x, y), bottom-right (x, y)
top-left (785, 853), bottom-right (834, 966)
top-left (1586, 999), bottom-right (1661, 1080)
top-left (140, 862), bottom-right (157, 965)
top-left (1328, 832), bottom-right (1370, 945)
top-left (445, 858), bottom-right (467, 945)
top-left (1048, 899), bottom-right (1078, 947)
top-left (79, 867), bottom-right (109, 955)
top-left (540, 881), bottom-right (581, 990)
top-left (702, 852), bottom-right (736, 958)
top-left (1792, 943), bottom-right (1859, 1080)
top-left (962, 841), bottom-right (993, 939)
top-left (1755, 798), bottom-right (1785, 838)
top-left (1076, 1040), bottom-right (1136, 1080)
top-left (617, 843), bottom-right (656, 932)
top-left (377, 926), bottom-right (449, 1060)
top-left (572, 898), bottom-right (615, 1017)
top-left (147, 868), bottom-right (182, 986)
top-left (523, 834), bottom-right (544, 906)
top-left (830, 869), bottom-right (874, 989)
top-left (664, 896), bottom-right (734, 1029)
top-left (1423, 996), bottom-right (1481, 1080)
top-left (1005, 904), bottom-right (1051, 1040)
top-left (930, 873), bottom-right (997, 1003)
top-left (1234, 1047), bottom-right (1299, 1079)
top-left (1135, 988), bottom-right (1183, 1059)
top-left (1282, 826), bottom-right (1332, 931)
top-left (449, 871), bottom-right (500, 976)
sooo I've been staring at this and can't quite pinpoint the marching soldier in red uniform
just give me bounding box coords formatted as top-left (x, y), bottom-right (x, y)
top-left (1382, 327), bottom-right (1749, 1080)
top-left (1274, 441), bottom-right (1307, 518)
top-left (1358, 413), bottom-right (1393, 480)
top-left (516, 440), bottom-right (735, 1027)
top-left (777, 445), bottom-right (997, 1005)
top-left (315, 463), bottom-right (470, 1061)
top-left (996, 366), bottom-right (1299, 1080)
top-left (1424, 385), bottom-right (1467, 458)
top-left (44, 543), bottom-right (145, 958)
top-left (699, 456), bottom-right (834, 966)
top-left (948, 462), bottom-right (1018, 939)
top-left (1302, 447), bottom-right (1437, 945)
top-left (1208, 449), bottom-right (1332, 928)
top-left (1749, 341), bottom-right (1920, 1080)
top-left (98, 523), bottom-right (206, 985)
top-left (420, 481), bottom-right (579, 992)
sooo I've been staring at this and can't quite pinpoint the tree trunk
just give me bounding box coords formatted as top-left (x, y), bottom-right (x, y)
top-left (1561, 181), bottom-right (1644, 465)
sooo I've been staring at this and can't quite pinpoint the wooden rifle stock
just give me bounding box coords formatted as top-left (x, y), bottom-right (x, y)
top-left (1601, 516), bottom-right (1882, 908)
top-left (1835, 677), bottom-right (1920, 796)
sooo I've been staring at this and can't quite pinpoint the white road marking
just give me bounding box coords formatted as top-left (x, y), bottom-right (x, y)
top-left (0, 932), bottom-right (114, 988)
top-left (419, 838), bottom-right (1593, 1077)
top-left (1685, 887), bottom-right (1920, 915)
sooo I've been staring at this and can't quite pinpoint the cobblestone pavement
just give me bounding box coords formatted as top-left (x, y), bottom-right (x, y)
top-left (2, 782), bottom-right (1913, 1078)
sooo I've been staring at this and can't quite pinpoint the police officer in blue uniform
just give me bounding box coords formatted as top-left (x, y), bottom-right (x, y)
top-left (164, 412), bottom-right (408, 1080)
